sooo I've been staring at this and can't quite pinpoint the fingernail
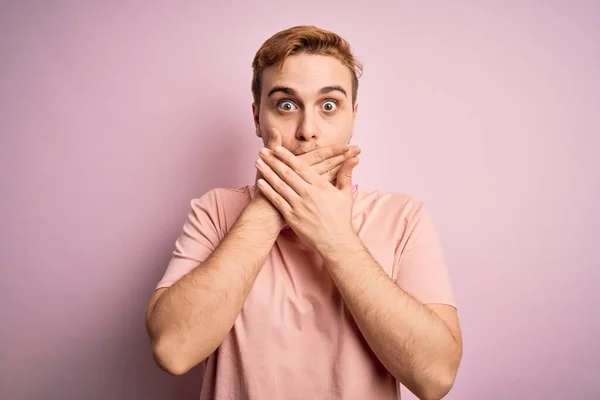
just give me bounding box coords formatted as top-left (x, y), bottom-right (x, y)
top-left (259, 148), bottom-right (270, 157)
top-left (255, 158), bottom-right (264, 167)
top-left (274, 146), bottom-right (283, 155)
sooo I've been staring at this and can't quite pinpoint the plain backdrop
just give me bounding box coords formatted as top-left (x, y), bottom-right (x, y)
top-left (1, 1), bottom-right (598, 399)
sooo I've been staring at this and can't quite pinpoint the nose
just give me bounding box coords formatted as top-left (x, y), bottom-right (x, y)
top-left (295, 111), bottom-right (320, 142)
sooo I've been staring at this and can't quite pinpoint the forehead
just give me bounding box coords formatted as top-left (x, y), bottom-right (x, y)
top-left (261, 53), bottom-right (353, 96)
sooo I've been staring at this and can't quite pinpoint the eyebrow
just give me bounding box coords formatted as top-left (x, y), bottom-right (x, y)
top-left (267, 85), bottom-right (348, 98)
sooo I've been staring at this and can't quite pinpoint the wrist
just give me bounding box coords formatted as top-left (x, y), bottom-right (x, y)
top-left (247, 195), bottom-right (286, 233)
top-left (317, 231), bottom-right (364, 262)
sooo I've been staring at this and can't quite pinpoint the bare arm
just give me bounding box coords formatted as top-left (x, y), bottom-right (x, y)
top-left (319, 235), bottom-right (463, 400)
top-left (252, 143), bottom-right (462, 398)
top-left (146, 134), bottom-right (356, 375)
top-left (145, 196), bottom-right (283, 375)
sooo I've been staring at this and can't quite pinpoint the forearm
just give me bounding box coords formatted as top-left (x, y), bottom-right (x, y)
top-left (320, 235), bottom-right (461, 399)
top-left (148, 197), bottom-right (283, 374)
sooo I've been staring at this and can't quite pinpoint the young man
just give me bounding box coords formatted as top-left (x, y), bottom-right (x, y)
top-left (146, 25), bottom-right (462, 400)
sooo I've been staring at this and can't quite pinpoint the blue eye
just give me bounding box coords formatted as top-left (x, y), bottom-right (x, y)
top-left (322, 100), bottom-right (337, 112)
top-left (277, 100), bottom-right (297, 111)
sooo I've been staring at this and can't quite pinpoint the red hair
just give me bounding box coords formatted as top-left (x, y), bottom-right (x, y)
top-left (251, 25), bottom-right (362, 107)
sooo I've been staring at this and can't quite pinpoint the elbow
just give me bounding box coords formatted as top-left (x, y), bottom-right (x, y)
top-left (146, 318), bottom-right (195, 375)
top-left (150, 336), bottom-right (196, 376)
top-left (155, 356), bottom-right (190, 377)
top-left (146, 319), bottom-right (214, 376)
top-left (420, 361), bottom-right (460, 400)
top-left (419, 372), bottom-right (456, 400)
top-left (152, 343), bottom-right (191, 376)
top-left (157, 359), bottom-right (189, 377)
top-left (406, 356), bottom-right (460, 400)
top-left (421, 339), bottom-right (462, 399)
top-left (149, 329), bottom-right (215, 376)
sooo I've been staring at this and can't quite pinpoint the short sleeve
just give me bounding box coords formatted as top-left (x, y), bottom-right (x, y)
top-left (155, 191), bottom-right (222, 290)
top-left (394, 202), bottom-right (456, 308)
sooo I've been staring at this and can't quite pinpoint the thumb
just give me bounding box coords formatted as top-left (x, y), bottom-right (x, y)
top-left (336, 156), bottom-right (359, 192)
top-left (267, 128), bottom-right (282, 149)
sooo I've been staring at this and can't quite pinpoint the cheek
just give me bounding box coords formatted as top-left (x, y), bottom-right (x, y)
top-left (259, 112), bottom-right (297, 143)
top-left (325, 116), bottom-right (354, 142)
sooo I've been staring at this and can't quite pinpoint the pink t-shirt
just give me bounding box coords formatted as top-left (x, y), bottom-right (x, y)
top-left (156, 185), bottom-right (456, 400)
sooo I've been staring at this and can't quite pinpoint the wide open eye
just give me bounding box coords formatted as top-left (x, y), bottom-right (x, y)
top-left (322, 100), bottom-right (338, 112)
top-left (277, 100), bottom-right (297, 112)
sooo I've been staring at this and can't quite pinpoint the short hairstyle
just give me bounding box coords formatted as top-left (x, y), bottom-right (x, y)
top-left (251, 25), bottom-right (363, 107)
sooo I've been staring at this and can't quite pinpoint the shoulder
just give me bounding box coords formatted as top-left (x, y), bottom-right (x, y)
top-left (354, 188), bottom-right (439, 247)
top-left (354, 188), bottom-right (428, 221)
top-left (187, 185), bottom-right (254, 233)
top-left (191, 185), bottom-right (253, 209)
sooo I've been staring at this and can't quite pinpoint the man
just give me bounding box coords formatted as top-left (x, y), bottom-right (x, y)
top-left (146, 25), bottom-right (462, 400)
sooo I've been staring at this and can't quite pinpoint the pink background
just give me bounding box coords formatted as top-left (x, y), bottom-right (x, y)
top-left (1, 1), bottom-right (598, 399)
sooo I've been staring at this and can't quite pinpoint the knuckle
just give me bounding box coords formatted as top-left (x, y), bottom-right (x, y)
top-left (334, 144), bottom-right (347, 154)
top-left (289, 211), bottom-right (300, 224)
top-left (314, 150), bottom-right (324, 162)
top-left (282, 168), bottom-right (293, 180)
top-left (275, 179), bottom-right (285, 191)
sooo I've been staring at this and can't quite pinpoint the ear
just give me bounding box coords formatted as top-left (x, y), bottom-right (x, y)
top-left (252, 103), bottom-right (261, 138)
top-left (353, 102), bottom-right (359, 121)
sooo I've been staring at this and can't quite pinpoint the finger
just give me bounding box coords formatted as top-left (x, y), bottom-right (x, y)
top-left (267, 128), bottom-right (282, 150)
top-left (256, 153), bottom-right (301, 205)
top-left (254, 169), bottom-right (270, 200)
top-left (336, 155), bottom-right (360, 193)
top-left (258, 147), bottom-right (312, 194)
top-left (267, 146), bottom-right (322, 188)
top-left (324, 164), bottom-right (341, 183)
top-left (257, 178), bottom-right (292, 216)
top-left (298, 143), bottom-right (351, 167)
top-left (312, 146), bottom-right (361, 176)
